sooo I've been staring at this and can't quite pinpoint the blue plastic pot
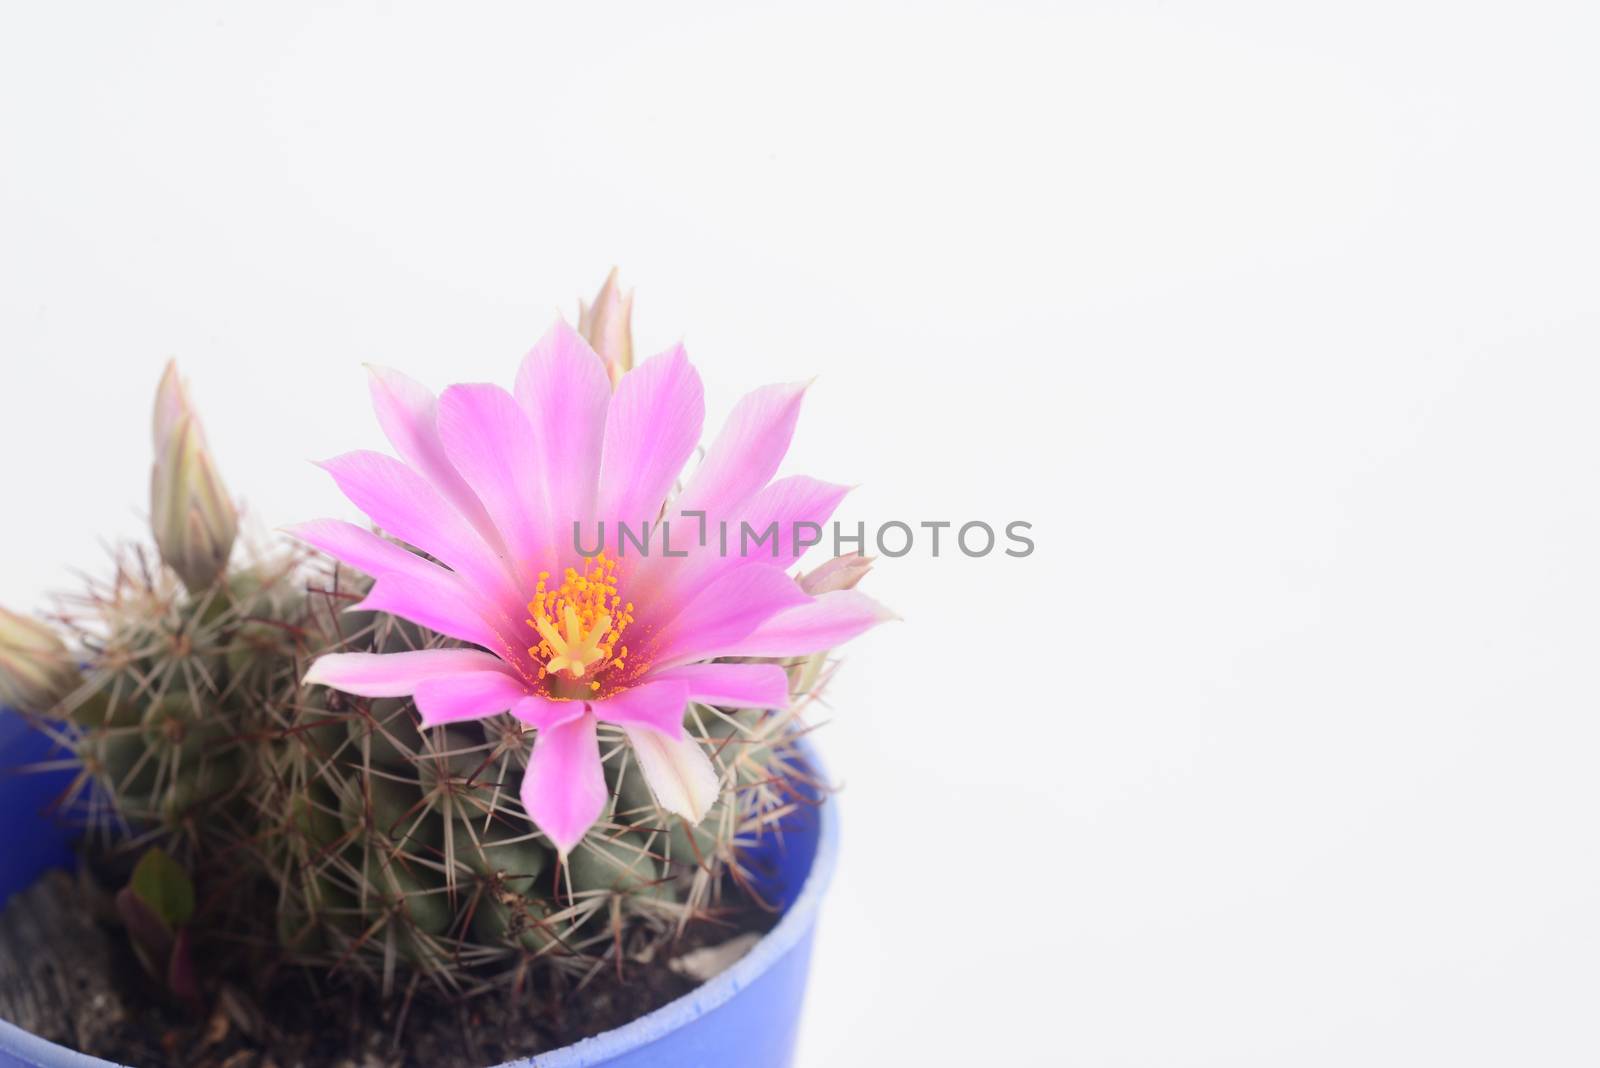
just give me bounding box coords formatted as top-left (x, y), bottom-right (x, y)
top-left (0, 711), bottom-right (838, 1068)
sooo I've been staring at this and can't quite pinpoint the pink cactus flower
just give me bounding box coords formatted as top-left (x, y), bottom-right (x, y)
top-left (297, 321), bottom-right (887, 854)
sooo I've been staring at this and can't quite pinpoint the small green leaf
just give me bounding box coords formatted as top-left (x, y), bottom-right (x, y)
top-left (129, 847), bottom-right (195, 929)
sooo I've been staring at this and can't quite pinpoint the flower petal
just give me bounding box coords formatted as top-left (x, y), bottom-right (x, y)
top-left (640, 475), bottom-right (849, 608)
top-left (287, 518), bottom-right (443, 580)
top-left (650, 663), bottom-right (790, 710)
top-left (303, 650), bottom-right (509, 697)
top-left (596, 344), bottom-right (704, 538)
top-left (718, 589), bottom-right (894, 658)
top-left (316, 451), bottom-right (520, 615)
top-left (671, 381), bottom-right (808, 521)
top-left (413, 671), bottom-right (532, 727)
top-left (513, 321), bottom-right (611, 566)
top-left (646, 565), bottom-right (812, 669)
top-left (366, 366), bottom-right (502, 549)
top-left (435, 383), bottom-right (551, 587)
top-left (731, 476), bottom-right (851, 567)
top-left (521, 711), bottom-right (607, 856)
top-left (350, 575), bottom-right (502, 651)
top-left (591, 678), bottom-right (691, 739)
top-left (511, 695), bottom-right (589, 732)
top-left (623, 727), bottom-right (720, 823)
top-left (287, 520), bottom-right (502, 648)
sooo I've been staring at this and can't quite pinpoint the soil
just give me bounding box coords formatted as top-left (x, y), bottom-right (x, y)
top-left (0, 869), bottom-right (776, 1068)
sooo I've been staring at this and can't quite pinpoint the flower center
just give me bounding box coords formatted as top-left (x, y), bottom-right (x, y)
top-left (526, 552), bottom-right (634, 692)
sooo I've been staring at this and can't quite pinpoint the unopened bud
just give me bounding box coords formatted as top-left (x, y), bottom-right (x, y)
top-left (578, 268), bottom-right (634, 388)
top-left (0, 606), bottom-right (79, 715)
top-left (151, 362), bottom-right (238, 592)
top-left (799, 553), bottom-right (875, 595)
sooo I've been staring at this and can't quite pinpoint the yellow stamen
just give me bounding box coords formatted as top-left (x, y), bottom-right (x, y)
top-left (525, 552), bottom-right (635, 681)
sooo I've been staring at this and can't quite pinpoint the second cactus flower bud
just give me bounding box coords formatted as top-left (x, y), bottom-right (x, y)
top-left (0, 606), bottom-right (79, 716)
top-left (578, 268), bottom-right (635, 388)
top-left (150, 362), bottom-right (238, 593)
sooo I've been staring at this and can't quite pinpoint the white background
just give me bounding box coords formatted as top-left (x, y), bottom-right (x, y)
top-left (3, 3), bottom-right (1599, 1065)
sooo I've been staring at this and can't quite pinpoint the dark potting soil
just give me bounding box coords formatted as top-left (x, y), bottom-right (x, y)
top-left (0, 869), bottom-right (776, 1068)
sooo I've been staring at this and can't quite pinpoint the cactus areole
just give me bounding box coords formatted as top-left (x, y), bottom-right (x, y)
top-left (296, 320), bottom-right (889, 855)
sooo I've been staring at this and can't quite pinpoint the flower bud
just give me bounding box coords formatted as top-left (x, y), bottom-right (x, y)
top-left (578, 268), bottom-right (634, 388)
top-left (0, 606), bottom-right (79, 715)
top-left (790, 553), bottom-right (876, 698)
top-left (799, 553), bottom-right (875, 595)
top-left (151, 362), bottom-right (238, 592)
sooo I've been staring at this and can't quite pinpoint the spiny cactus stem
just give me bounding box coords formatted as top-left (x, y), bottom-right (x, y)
top-left (42, 532), bottom-right (832, 1002)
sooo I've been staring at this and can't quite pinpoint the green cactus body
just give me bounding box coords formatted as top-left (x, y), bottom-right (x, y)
top-left (464, 834), bottom-right (550, 895)
top-left (471, 889), bottom-right (559, 953)
top-left (566, 831), bottom-right (669, 901)
top-left (57, 546), bottom-right (825, 995)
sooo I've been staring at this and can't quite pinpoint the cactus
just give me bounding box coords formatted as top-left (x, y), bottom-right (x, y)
top-left (23, 533), bottom-right (837, 1000)
top-left (256, 606), bottom-right (833, 995)
top-left (0, 279), bottom-right (883, 1033)
top-left (47, 547), bottom-right (313, 850)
